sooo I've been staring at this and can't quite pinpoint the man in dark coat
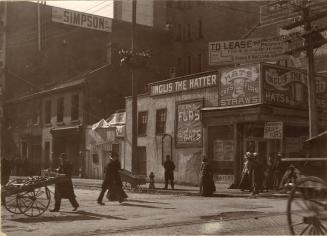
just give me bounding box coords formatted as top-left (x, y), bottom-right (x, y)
top-left (163, 155), bottom-right (175, 190)
top-left (50, 153), bottom-right (79, 212)
top-left (97, 151), bottom-right (113, 205)
top-left (106, 151), bottom-right (128, 203)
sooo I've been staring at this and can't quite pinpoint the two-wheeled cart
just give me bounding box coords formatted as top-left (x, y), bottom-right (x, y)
top-left (119, 169), bottom-right (147, 191)
top-left (1, 175), bottom-right (67, 217)
top-left (283, 131), bottom-right (327, 235)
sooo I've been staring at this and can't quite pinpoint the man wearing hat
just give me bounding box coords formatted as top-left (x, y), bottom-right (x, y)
top-left (50, 153), bottom-right (79, 212)
top-left (279, 164), bottom-right (300, 190)
top-left (97, 151), bottom-right (113, 205)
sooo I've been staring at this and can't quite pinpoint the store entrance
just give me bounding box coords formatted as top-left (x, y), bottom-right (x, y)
top-left (244, 138), bottom-right (281, 164)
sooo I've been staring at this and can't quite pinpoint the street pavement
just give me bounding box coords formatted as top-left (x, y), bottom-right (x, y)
top-left (1, 184), bottom-right (292, 236)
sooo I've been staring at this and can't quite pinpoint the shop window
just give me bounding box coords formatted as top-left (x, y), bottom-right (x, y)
top-left (32, 100), bottom-right (41, 125)
top-left (44, 100), bottom-right (51, 124)
top-left (71, 94), bottom-right (79, 121)
top-left (156, 109), bottom-right (167, 135)
top-left (138, 111), bottom-right (148, 136)
top-left (57, 97), bottom-right (64, 123)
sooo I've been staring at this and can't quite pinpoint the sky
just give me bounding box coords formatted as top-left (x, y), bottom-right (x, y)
top-left (46, 1), bottom-right (114, 18)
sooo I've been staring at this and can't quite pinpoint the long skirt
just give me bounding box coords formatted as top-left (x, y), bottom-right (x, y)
top-left (200, 175), bottom-right (216, 197)
top-left (107, 184), bottom-right (128, 202)
top-left (239, 172), bottom-right (251, 191)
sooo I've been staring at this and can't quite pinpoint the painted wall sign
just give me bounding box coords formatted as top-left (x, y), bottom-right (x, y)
top-left (150, 72), bottom-right (218, 96)
top-left (175, 100), bottom-right (203, 147)
top-left (52, 7), bottom-right (112, 32)
top-left (213, 140), bottom-right (235, 161)
top-left (264, 122), bottom-right (283, 139)
top-left (209, 37), bottom-right (288, 65)
top-left (262, 64), bottom-right (327, 112)
top-left (219, 65), bottom-right (260, 107)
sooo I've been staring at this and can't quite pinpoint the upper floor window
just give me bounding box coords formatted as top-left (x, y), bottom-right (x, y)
top-left (198, 53), bottom-right (203, 72)
top-left (186, 55), bottom-right (192, 74)
top-left (138, 111), bottom-right (148, 136)
top-left (198, 20), bottom-right (203, 39)
top-left (156, 109), bottom-right (167, 135)
top-left (177, 57), bottom-right (183, 76)
top-left (44, 100), bottom-right (51, 124)
top-left (71, 94), bottom-right (79, 121)
top-left (166, 0), bottom-right (173, 8)
top-left (57, 97), bottom-right (64, 123)
top-left (32, 100), bottom-right (41, 125)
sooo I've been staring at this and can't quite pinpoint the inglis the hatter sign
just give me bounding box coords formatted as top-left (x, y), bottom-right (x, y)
top-left (52, 7), bottom-right (112, 32)
top-left (150, 71), bottom-right (218, 96)
top-left (219, 65), bottom-right (261, 107)
top-left (209, 37), bottom-right (288, 65)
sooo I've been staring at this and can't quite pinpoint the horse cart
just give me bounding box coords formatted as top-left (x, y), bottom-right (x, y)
top-left (1, 175), bottom-right (67, 217)
top-left (282, 131), bottom-right (327, 235)
top-left (119, 169), bottom-right (147, 191)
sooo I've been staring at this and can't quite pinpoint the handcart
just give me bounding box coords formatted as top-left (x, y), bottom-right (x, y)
top-left (282, 131), bottom-right (327, 235)
top-left (119, 169), bottom-right (147, 191)
top-left (1, 175), bottom-right (67, 217)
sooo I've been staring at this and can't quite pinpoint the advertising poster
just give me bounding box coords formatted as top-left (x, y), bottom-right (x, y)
top-left (219, 65), bottom-right (260, 107)
top-left (262, 64), bottom-right (308, 108)
top-left (175, 100), bottom-right (203, 147)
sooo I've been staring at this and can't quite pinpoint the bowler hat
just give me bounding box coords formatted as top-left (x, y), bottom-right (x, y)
top-left (59, 153), bottom-right (67, 159)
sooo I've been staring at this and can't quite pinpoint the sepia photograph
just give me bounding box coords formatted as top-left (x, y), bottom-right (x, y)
top-left (0, 0), bottom-right (327, 235)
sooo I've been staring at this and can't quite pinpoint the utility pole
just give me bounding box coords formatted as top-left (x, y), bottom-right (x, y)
top-left (131, 0), bottom-right (138, 173)
top-left (283, 1), bottom-right (327, 138)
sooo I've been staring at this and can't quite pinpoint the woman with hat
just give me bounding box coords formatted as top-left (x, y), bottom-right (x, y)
top-left (106, 151), bottom-right (128, 203)
top-left (50, 153), bottom-right (79, 212)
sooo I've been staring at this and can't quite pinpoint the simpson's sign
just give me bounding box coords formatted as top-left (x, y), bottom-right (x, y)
top-left (150, 72), bottom-right (218, 96)
top-left (52, 7), bottom-right (112, 32)
top-left (219, 65), bottom-right (261, 107)
top-left (209, 37), bottom-right (288, 65)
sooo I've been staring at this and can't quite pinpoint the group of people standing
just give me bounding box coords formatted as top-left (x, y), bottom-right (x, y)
top-left (238, 151), bottom-right (288, 196)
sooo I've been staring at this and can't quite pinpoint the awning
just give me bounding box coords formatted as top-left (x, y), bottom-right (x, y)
top-left (50, 126), bottom-right (82, 136)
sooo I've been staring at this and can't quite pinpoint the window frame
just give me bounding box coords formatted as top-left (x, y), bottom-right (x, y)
top-left (44, 100), bottom-right (51, 124)
top-left (71, 94), bottom-right (79, 121)
top-left (156, 108), bottom-right (167, 135)
top-left (56, 97), bottom-right (64, 123)
top-left (138, 111), bottom-right (148, 136)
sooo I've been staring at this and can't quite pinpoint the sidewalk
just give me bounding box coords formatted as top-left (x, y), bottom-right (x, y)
top-left (71, 177), bottom-right (289, 198)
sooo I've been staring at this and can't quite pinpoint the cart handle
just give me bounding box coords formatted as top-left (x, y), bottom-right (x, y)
top-left (282, 158), bottom-right (327, 162)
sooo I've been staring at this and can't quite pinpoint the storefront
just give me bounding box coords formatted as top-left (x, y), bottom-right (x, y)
top-left (124, 64), bottom-right (327, 185)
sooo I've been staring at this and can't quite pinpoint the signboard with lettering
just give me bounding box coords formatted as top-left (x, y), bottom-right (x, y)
top-left (264, 122), bottom-right (283, 139)
top-left (150, 72), bottom-right (218, 96)
top-left (213, 140), bottom-right (235, 161)
top-left (219, 65), bottom-right (260, 107)
top-left (52, 7), bottom-right (112, 32)
top-left (208, 37), bottom-right (288, 65)
top-left (175, 100), bottom-right (203, 147)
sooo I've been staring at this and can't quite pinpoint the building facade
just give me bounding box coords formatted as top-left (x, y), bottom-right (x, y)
top-left (125, 64), bottom-right (327, 185)
top-left (2, 1), bottom-right (171, 176)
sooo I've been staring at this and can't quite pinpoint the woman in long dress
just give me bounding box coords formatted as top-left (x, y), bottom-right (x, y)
top-left (199, 158), bottom-right (216, 197)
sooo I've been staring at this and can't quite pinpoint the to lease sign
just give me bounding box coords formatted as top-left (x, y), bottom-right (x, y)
top-left (264, 122), bottom-right (283, 139)
top-left (209, 37), bottom-right (288, 65)
top-left (52, 7), bottom-right (112, 32)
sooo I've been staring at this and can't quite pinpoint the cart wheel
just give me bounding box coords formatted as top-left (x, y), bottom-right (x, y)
top-left (17, 186), bottom-right (51, 217)
top-left (3, 179), bottom-right (26, 214)
top-left (287, 176), bottom-right (327, 235)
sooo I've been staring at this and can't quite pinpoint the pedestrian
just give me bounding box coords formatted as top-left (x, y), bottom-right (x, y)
top-left (248, 152), bottom-right (260, 197)
top-left (279, 164), bottom-right (300, 191)
top-left (163, 155), bottom-right (175, 190)
top-left (106, 151), bottom-right (128, 203)
top-left (238, 152), bottom-right (251, 192)
top-left (271, 152), bottom-right (283, 190)
top-left (262, 154), bottom-right (273, 192)
top-left (1, 157), bottom-right (13, 205)
top-left (50, 153), bottom-right (79, 212)
top-left (199, 157), bottom-right (215, 197)
top-left (97, 152), bottom-right (112, 205)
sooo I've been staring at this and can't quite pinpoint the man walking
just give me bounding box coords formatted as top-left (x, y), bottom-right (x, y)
top-left (50, 153), bottom-right (79, 212)
top-left (163, 155), bottom-right (175, 190)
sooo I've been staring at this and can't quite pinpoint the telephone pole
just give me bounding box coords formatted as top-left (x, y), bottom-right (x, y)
top-left (283, 1), bottom-right (327, 138)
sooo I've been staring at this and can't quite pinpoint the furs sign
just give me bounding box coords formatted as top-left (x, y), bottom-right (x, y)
top-left (52, 7), bottom-right (112, 32)
top-left (150, 72), bottom-right (218, 96)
